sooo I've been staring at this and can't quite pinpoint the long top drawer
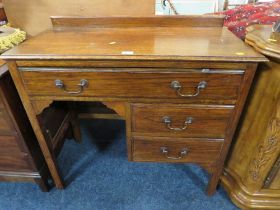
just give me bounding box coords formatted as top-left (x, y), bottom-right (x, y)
top-left (21, 68), bottom-right (243, 102)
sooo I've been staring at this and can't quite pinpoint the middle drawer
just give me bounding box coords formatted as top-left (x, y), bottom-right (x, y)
top-left (131, 104), bottom-right (234, 138)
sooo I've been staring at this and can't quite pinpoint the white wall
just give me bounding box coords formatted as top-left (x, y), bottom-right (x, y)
top-left (155, 0), bottom-right (221, 15)
top-left (155, 0), bottom-right (275, 15)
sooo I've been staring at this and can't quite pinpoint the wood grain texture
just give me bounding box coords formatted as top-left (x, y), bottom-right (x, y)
top-left (7, 62), bottom-right (64, 189)
top-left (246, 25), bottom-right (280, 59)
top-left (51, 16), bottom-right (224, 28)
top-left (16, 60), bottom-right (248, 69)
top-left (0, 66), bottom-right (50, 191)
top-left (206, 63), bottom-right (258, 196)
top-left (31, 100), bottom-right (54, 115)
top-left (221, 25), bottom-right (280, 209)
top-left (270, 158), bottom-right (280, 189)
top-left (222, 169), bottom-right (280, 210)
top-left (20, 69), bottom-right (243, 101)
top-left (0, 110), bottom-right (15, 135)
top-left (132, 104), bottom-right (234, 138)
top-left (0, 136), bottom-right (30, 171)
top-left (103, 102), bottom-right (126, 119)
top-left (1, 17), bottom-right (266, 62)
top-left (1, 17), bottom-right (265, 195)
top-left (132, 136), bottom-right (223, 163)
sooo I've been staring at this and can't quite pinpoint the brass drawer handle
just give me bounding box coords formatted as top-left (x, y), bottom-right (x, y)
top-left (171, 81), bottom-right (207, 97)
top-left (160, 147), bottom-right (188, 160)
top-left (55, 79), bottom-right (88, 94)
top-left (162, 116), bottom-right (193, 131)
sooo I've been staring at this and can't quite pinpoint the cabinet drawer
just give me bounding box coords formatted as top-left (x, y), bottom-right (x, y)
top-left (132, 104), bottom-right (233, 138)
top-left (21, 69), bottom-right (243, 101)
top-left (132, 137), bottom-right (223, 163)
top-left (0, 136), bottom-right (30, 171)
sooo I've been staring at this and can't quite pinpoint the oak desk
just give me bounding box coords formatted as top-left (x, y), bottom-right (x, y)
top-left (1, 16), bottom-right (267, 195)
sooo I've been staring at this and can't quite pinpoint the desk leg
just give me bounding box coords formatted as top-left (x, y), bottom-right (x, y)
top-left (70, 114), bottom-right (82, 143)
top-left (7, 62), bottom-right (65, 189)
top-left (125, 103), bottom-right (133, 161)
top-left (69, 103), bottom-right (82, 143)
top-left (207, 167), bottom-right (222, 196)
top-left (207, 65), bottom-right (258, 195)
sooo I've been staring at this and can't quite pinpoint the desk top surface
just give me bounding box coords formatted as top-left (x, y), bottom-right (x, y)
top-left (2, 16), bottom-right (266, 62)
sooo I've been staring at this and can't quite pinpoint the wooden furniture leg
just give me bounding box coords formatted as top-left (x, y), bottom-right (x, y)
top-left (7, 62), bottom-right (64, 189)
top-left (35, 177), bottom-right (49, 192)
top-left (35, 165), bottom-right (51, 192)
top-left (69, 103), bottom-right (82, 143)
top-left (207, 167), bottom-right (223, 195)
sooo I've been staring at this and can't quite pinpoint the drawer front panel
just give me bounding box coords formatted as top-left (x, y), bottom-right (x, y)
top-left (21, 70), bottom-right (243, 101)
top-left (0, 136), bottom-right (30, 171)
top-left (132, 104), bottom-right (233, 138)
top-left (132, 137), bottom-right (223, 163)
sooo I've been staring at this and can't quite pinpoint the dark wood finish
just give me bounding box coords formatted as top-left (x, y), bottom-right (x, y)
top-left (0, 135), bottom-right (31, 171)
top-left (132, 104), bottom-right (234, 138)
top-left (0, 64), bottom-right (49, 191)
top-left (38, 102), bottom-right (79, 156)
top-left (0, 63), bottom-right (79, 191)
top-left (20, 69), bottom-right (243, 101)
top-left (132, 136), bottom-right (223, 163)
top-left (222, 25), bottom-right (280, 209)
top-left (51, 16), bottom-right (225, 28)
top-left (2, 17), bottom-right (266, 62)
top-left (16, 60), bottom-right (248, 69)
top-left (1, 16), bottom-right (266, 195)
top-left (0, 110), bottom-right (15, 135)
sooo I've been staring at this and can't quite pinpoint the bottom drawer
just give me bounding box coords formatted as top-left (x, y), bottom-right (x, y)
top-left (132, 137), bottom-right (223, 163)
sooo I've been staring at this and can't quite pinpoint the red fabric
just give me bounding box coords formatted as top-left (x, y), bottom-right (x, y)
top-left (214, 1), bottom-right (280, 40)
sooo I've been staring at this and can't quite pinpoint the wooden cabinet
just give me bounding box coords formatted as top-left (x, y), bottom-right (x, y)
top-left (0, 63), bottom-right (79, 191)
top-left (221, 25), bottom-right (280, 209)
top-left (1, 16), bottom-right (266, 195)
top-left (0, 64), bottom-right (50, 191)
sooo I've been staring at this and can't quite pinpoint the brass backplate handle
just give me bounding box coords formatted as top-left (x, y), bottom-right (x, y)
top-left (55, 79), bottom-right (88, 94)
top-left (160, 146), bottom-right (188, 160)
top-left (171, 80), bottom-right (207, 97)
top-left (162, 116), bottom-right (193, 131)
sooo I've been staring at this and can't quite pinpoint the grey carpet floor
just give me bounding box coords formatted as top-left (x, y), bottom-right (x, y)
top-left (0, 119), bottom-right (239, 210)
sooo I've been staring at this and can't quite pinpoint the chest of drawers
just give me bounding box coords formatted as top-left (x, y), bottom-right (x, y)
top-left (0, 63), bottom-right (80, 190)
top-left (0, 63), bottom-right (50, 190)
top-left (1, 16), bottom-right (267, 195)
